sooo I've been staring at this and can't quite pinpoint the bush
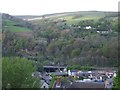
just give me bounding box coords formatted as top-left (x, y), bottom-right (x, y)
top-left (2, 57), bottom-right (40, 88)
top-left (49, 74), bottom-right (56, 89)
top-left (67, 65), bottom-right (95, 70)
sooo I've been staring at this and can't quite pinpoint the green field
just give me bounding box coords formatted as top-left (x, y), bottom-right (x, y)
top-left (4, 19), bottom-right (31, 32)
top-left (29, 11), bottom-right (109, 26)
top-left (4, 19), bottom-right (16, 26)
top-left (39, 15), bottom-right (104, 25)
top-left (6, 26), bottom-right (31, 32)
top-left (64, 15), bottom-right (103, 25)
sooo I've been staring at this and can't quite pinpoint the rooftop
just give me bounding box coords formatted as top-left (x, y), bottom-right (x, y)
top-left (43, 66), bottom-right (67, 69)
top-left (63, 82), bottom-right (105, 88)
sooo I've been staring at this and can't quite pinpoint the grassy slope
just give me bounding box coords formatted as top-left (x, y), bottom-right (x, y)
top-left (20, 11), bottom-right (117, 27)
top-left (4, 19), bottom-right (31, 32)
top-left (29, 11), bottom-right (106, 25)
top-left (6, 26), bottom-right (31, 32)
top-left (65, 15), bottom-right (103, 25)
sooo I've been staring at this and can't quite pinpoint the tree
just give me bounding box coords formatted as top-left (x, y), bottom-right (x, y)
top-left (113, 67), bottom-right (120, 89)
top-left (71, 49), bottom-right (80, 57)
top-left (2, 57), bottom-right (40, 88)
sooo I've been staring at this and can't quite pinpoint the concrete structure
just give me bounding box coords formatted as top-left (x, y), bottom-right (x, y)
top-left (43, 66), bottom-right (67, 73)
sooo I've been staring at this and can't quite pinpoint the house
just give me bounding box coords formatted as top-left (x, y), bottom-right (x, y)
top-left (85, 26), bottom-right (91, 29)
top-left (52, 72), bottom-right (68, 76)
top-left (55, 77), bottom-right (62, 88)
top-left (63, 82), bottom-right (105, 89)
top-left (96, 30), bottom-right (111, 34)
top-left (113, 72), bottom-right (117, 77)
top-left (41, 74), bottom-right (52, 84)
top-left (101, 31), bottom-right (109, 34)
top-left (105, 79), bottom-right (113, 89)
top-left (32, 71), bottom-right (41, 77)
top-left (83, 79), bottom-right (92, 82)
top-left (68, 70), bottom-right (79, 76)
top-left (40, 80), bottom-right (49, 88)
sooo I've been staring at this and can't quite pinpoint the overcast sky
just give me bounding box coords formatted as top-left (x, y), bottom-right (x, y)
top-left (0, 0), bottom-right (119, 15)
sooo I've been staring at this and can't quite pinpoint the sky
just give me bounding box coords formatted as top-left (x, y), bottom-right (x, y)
top-left (0, 0), bottom-right (119, 15)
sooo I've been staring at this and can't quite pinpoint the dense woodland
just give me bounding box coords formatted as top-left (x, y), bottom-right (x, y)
top-left (2, 12), bottom-right (119, 68)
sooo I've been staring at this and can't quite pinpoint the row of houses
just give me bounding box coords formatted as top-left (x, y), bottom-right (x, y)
top-left (32, 66), bottom-right (117, 89)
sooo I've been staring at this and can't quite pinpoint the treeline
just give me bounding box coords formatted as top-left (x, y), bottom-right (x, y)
top-left (67, 65), bottom-right (96, 71)
top-left (2, 30), bottom-right (35, 57)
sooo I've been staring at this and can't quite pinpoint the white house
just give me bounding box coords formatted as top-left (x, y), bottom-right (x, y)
top-left (68, 70), bottom-right (78, 76)
top-left (83, 79), bottom-right (92, 82)
top-left (85, 26), bottom-right (91, 29)
top-left (113, 73), bottom-right (117, 77)
top-left (68, 70), bottom-right (71, 76)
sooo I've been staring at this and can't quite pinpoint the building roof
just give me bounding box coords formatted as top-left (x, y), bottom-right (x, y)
top-left (50, 72), bottom-right (68, 76)
top-left (70, 70), bottom-right (79, 72)
top-left (43, 66), bottom-right (66, 69)
top-left (41, 74), bottom-right (52, 84)
top-left (64, 82), bottom-right (105, 88)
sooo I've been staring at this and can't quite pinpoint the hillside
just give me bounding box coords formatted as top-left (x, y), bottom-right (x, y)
top-left (2, 13), bottom-right (34, 38)
top-left (17, 11), bottom-right (118, 21)
top-left (2, 11), bottom-right (119, 68)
